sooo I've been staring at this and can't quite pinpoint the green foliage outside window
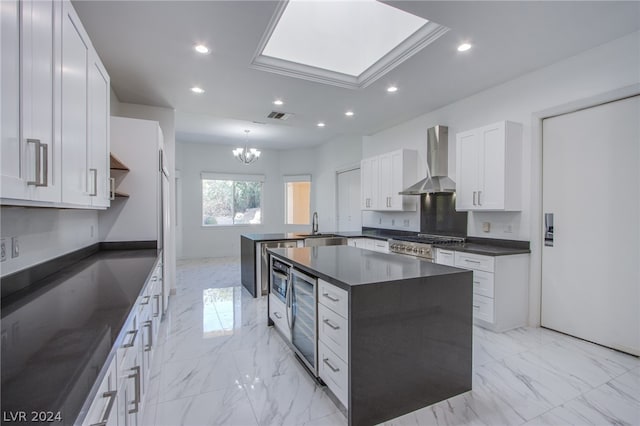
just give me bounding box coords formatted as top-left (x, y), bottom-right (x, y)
top-left (202, 179), bottom-right (262, 226)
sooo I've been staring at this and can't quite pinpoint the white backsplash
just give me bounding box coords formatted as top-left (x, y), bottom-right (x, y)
top-left (361, 209), bottom-right (420, 232)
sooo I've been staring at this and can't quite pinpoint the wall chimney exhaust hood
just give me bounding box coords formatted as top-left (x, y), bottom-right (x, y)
top-left (399, 125), bottom-right (456, 195)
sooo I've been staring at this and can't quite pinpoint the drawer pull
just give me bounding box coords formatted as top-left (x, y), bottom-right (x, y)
top-left (140, 295), bottom-right (151, 305)
top-left (323, 358), bottom-right (340, 373)
top-left (273, 312), bottom-right (282, 319)
top-left (473, 281), bottom-right (480, 284)
top-left (122, 329), bottom-right (138, 348)
top-left (323, 318), bottom-right (340, 330)
top-left (473, 304), bottom-right (480, 308)
top-left (143, 320), bottom-right (153, 352)
top-left (128, 366), bottom-right (141, 414)
top-left (90, 390), bottom-right (117, 426)
top-left (153, 294), bottom-right (161, 317)
top-left (322, 293), bottom-right (339, 302)
top-left (465, 259), bottom-right (481, 264)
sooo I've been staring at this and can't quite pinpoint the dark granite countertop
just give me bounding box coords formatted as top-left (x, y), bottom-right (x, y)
top-left (244, 231), bottom-right (530, 256)
top-left (268, 246), bottom-right (467, 290)
top-left (1, 248), bottom-right (158, 425)
top-left (435, 243), bottom-right (530, 256)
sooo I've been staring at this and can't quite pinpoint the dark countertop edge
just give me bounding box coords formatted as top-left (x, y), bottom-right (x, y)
top-left (268, 247), bottom-right (469, 293)
top-left (75, 253), bottom-right (162, 425)
top-left (1, 241), bottom-right (158, 307)
top-left (269, 249), bottom-right (351, 292)
top-left (243, 231), bottom-right (531, 256)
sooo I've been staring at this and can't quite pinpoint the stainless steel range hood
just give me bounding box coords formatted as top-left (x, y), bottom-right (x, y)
top-left (399, 125), bottom-right (456, 195)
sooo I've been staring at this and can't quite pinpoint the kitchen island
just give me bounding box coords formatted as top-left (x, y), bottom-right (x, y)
top-left (268, 245), bottom-right (473, 426)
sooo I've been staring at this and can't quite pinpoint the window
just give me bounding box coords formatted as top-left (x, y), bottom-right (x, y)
top-left (284, 175), bottom-right (311, 225)
top-left (202, 173), bottom-right (264, 226)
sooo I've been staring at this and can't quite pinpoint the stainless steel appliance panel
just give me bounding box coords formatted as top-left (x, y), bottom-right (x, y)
top-left (261, 240), bottom-right (298, 295)
top-left (289, 268), bottom-right (318, 374)
top-left (270, 257), bottom-right (291, 304)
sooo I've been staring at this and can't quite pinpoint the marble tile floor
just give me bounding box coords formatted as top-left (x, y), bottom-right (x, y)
top-left (140, 258), bottom-right (639, 426)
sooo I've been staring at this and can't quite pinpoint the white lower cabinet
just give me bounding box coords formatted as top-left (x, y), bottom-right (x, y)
top-left (269, 294), bottom-right (291, 341)
top-left (83, 359), bottom-right (118, 426)
top-left (434, 249), bottom-right (529, 332)
top-left (434, 248), bottom-right (455, 266)
top-left (318, 341), bottom-right (348, 408)
top-left (347, 237), bottom-right (389, 253)
top-left (317, 279), bottom-right (349, 408)
top-left (81, 259), bottom-right (163, 425)
top-left (452, 251), bottom-right (529, 332)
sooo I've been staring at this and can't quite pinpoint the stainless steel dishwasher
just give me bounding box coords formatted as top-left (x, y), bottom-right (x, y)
top-left (259, 240), bottom-right (299, 295)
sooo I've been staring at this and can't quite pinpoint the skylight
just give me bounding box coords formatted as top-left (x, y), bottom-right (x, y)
top-left (251, 0), bottom-right (449, 89)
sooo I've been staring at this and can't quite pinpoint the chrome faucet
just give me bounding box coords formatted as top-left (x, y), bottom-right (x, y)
top-left (312, 211), bottom-right (318, 235)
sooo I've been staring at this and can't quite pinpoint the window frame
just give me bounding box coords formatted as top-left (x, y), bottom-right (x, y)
top-left (283, 174), bottom-right (312, 225)
top-left (201, 172), bottom-right (265, 228)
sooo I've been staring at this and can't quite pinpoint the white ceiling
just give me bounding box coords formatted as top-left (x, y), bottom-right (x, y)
top-left (73, 1), bottom-right (640, 150)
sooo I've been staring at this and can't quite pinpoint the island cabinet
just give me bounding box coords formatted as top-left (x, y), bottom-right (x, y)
top-left (267, 246), bottom-right (473, 426)
top-left (318, 280), bottom-right (349, 408)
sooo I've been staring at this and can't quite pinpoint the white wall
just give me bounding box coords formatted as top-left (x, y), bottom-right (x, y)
top-left (364, 31), bottom-right (640, 325)
top-left (313, 135), bottom-right (363, 232)
top-left (99, 117), bottom-right (159, 242)
top-left (177, 141), bottom-right (318, 258)
top-left (0, 207), bottom-right (99, 277)
top-left (109, 100), bottom-right (177, 295)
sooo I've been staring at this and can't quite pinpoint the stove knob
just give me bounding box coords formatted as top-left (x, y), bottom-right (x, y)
top-left (419, 248), bottom-right (426, 254)
top-left (413, 247), bottom-right (419, 253)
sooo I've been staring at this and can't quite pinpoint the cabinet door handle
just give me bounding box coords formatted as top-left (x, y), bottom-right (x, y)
top-left (153, 294), bottom-right (160, 317)
top-left (128, 366), bottom-right (141, 414)
top-left (89, 168), bottom-right (98, 196)
top-left (122, 329), bottom-right (138, 348)
top-left (109, 177), bottom-right (115, 200)
top-left (478, 190), bottom-right (482, 206)
top-left (323, 318), bottom-right (340, 330)
top-left (323, 358), bottom-right (340, 373)
top-left (472, 191), bottom-right (477, 205)
top-left (322, 292), bottom-right (339, 302)
top-left (27, 139), bottom-right (48, 187)
top-left (89, 390), bottom-right (117, 426)
top-left (143, 320), bottom-right (153, 352)
top-left (273, 311), bottom-right (282, 319)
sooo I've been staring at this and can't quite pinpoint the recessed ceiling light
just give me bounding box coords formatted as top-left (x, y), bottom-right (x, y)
top-left (317, 122), bottom-right (325, 127)
top-left (345, 111), bottom-right (354, 117)
top-left (387, 86), bottom-right (398, 93)
top-left (273, 99), bottom-right (284, 106)
top-left (457, 43), bottom-right (472, 52)
top-left (194, 44), bottom-right (210, 54)
top-left (191, 86), bottom-right (205, 94)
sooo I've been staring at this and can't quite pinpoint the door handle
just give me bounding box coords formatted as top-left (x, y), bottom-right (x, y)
top-left (109, 177), bottom-right (115, 200)
top-left (128, 366), bottom-right (141, 414)
top-left (472, 191), bottom-right (477, 205)
top-left (478, 190), bottom-right (482, 206)
top-left (27, 139), bottom-right (48, 187)
top-left (545, 213), bottom-right (554, 246)
top-left (89, 168), bottom-right (98, 196)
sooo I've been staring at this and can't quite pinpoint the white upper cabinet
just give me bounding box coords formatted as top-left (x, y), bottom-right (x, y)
top-left (361, 148), bottom-right (417, 211)
top-left (1, 0), bottom-right (61, 202)
top-left (88, 53), bottom-right (111, 208)
top-left (0, 0), bottom-right (110, 209)
top-left (61, 1), bottom-right (91, 206)
top-left (455, 121), bottom-right (522, 211)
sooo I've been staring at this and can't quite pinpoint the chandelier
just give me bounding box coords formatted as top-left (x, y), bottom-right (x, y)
top-left (232, 130), bottom-right (261, 165)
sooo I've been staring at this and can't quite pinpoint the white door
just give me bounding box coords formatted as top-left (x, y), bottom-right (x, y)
top-left (541, 95), bottom-right (639, 355)
top-left (337, 168), bottom-right (361, 232)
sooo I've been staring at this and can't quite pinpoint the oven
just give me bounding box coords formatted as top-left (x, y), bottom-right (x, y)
top-left (270, 257), bottom-right (291, 304)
